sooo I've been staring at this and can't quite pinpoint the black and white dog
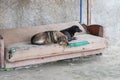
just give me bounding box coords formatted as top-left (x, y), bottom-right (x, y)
top-left (60, 25), bottom-right (82, 41)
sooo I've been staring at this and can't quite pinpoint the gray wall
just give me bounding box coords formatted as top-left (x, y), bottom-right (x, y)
top-left (91, 0), bottom-right (120, 46)
top-left (0, 0), bottom-right (87, 29)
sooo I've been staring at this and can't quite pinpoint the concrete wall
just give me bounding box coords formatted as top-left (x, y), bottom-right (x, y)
top-left (1, 0), bottom-right (119, 46)
top-left (0, 0), bottom-right (87, 29)
top-left (91, 0), bottom-right (120, 46)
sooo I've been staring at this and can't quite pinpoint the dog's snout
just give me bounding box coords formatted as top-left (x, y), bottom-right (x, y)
top-left (76, 29), bottom-right (82, 32)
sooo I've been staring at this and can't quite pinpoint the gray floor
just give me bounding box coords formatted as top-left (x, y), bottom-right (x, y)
top-left (0, 46), bottom-right (120, 80)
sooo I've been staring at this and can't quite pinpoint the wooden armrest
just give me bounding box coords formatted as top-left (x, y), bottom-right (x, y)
top-left (81, 24), bottom-right (104, 37)
top-left (0, 35), bottom-right (5, 68)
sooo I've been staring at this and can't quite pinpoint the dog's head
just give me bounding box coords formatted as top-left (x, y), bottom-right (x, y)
top-left (71, 25), bottom-right (82, 33)
top-left (58, 35), bottom-right (69, 47)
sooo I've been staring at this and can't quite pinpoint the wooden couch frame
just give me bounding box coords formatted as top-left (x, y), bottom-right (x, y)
top-left (0, 23), bottom-right (105, 69)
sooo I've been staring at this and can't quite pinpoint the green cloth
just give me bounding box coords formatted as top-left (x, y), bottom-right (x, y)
top-left (69, 41), bottom-right (90, 48)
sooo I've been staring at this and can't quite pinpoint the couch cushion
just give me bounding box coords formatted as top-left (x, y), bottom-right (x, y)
top-left (64, 34), bottom-right (108, 52)
top-left (6, 34), bottom-right (108, 62)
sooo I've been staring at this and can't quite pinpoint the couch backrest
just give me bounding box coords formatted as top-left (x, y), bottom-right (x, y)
top-left (0, 21), bottom-right (86, 46)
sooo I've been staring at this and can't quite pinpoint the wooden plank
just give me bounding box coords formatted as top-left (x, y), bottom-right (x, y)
top-left (7, 45), bottom-right (64, 62)
top-left (5, 49), bottom-right (103, 68)
top-left (0, 39), bottom-right (5, 68)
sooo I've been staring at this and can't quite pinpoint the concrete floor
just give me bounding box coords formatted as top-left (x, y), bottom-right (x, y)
top-left (0, 46), bottom-right (120, 80)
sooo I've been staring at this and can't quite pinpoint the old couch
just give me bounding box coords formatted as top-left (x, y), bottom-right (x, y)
top-left (0, 21), bottom-right (108, 68)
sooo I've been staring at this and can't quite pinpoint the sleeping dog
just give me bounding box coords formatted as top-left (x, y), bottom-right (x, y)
top-left (60, 25), bottom-right (82, 41)
top-left (31, 31), bottom-right (69, 47)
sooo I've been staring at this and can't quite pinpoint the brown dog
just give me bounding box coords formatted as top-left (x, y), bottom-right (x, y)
top-left (31, 31), bottom-right (69, 47)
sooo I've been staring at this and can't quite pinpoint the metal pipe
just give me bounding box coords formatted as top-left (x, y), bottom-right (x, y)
top-left (87, 0), bottom-right (91, 25)
top-left (80, 0), bottom-right (82, 23)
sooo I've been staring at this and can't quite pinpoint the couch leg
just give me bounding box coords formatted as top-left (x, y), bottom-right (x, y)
top-left (95, 53), bottom-right (102, 56)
